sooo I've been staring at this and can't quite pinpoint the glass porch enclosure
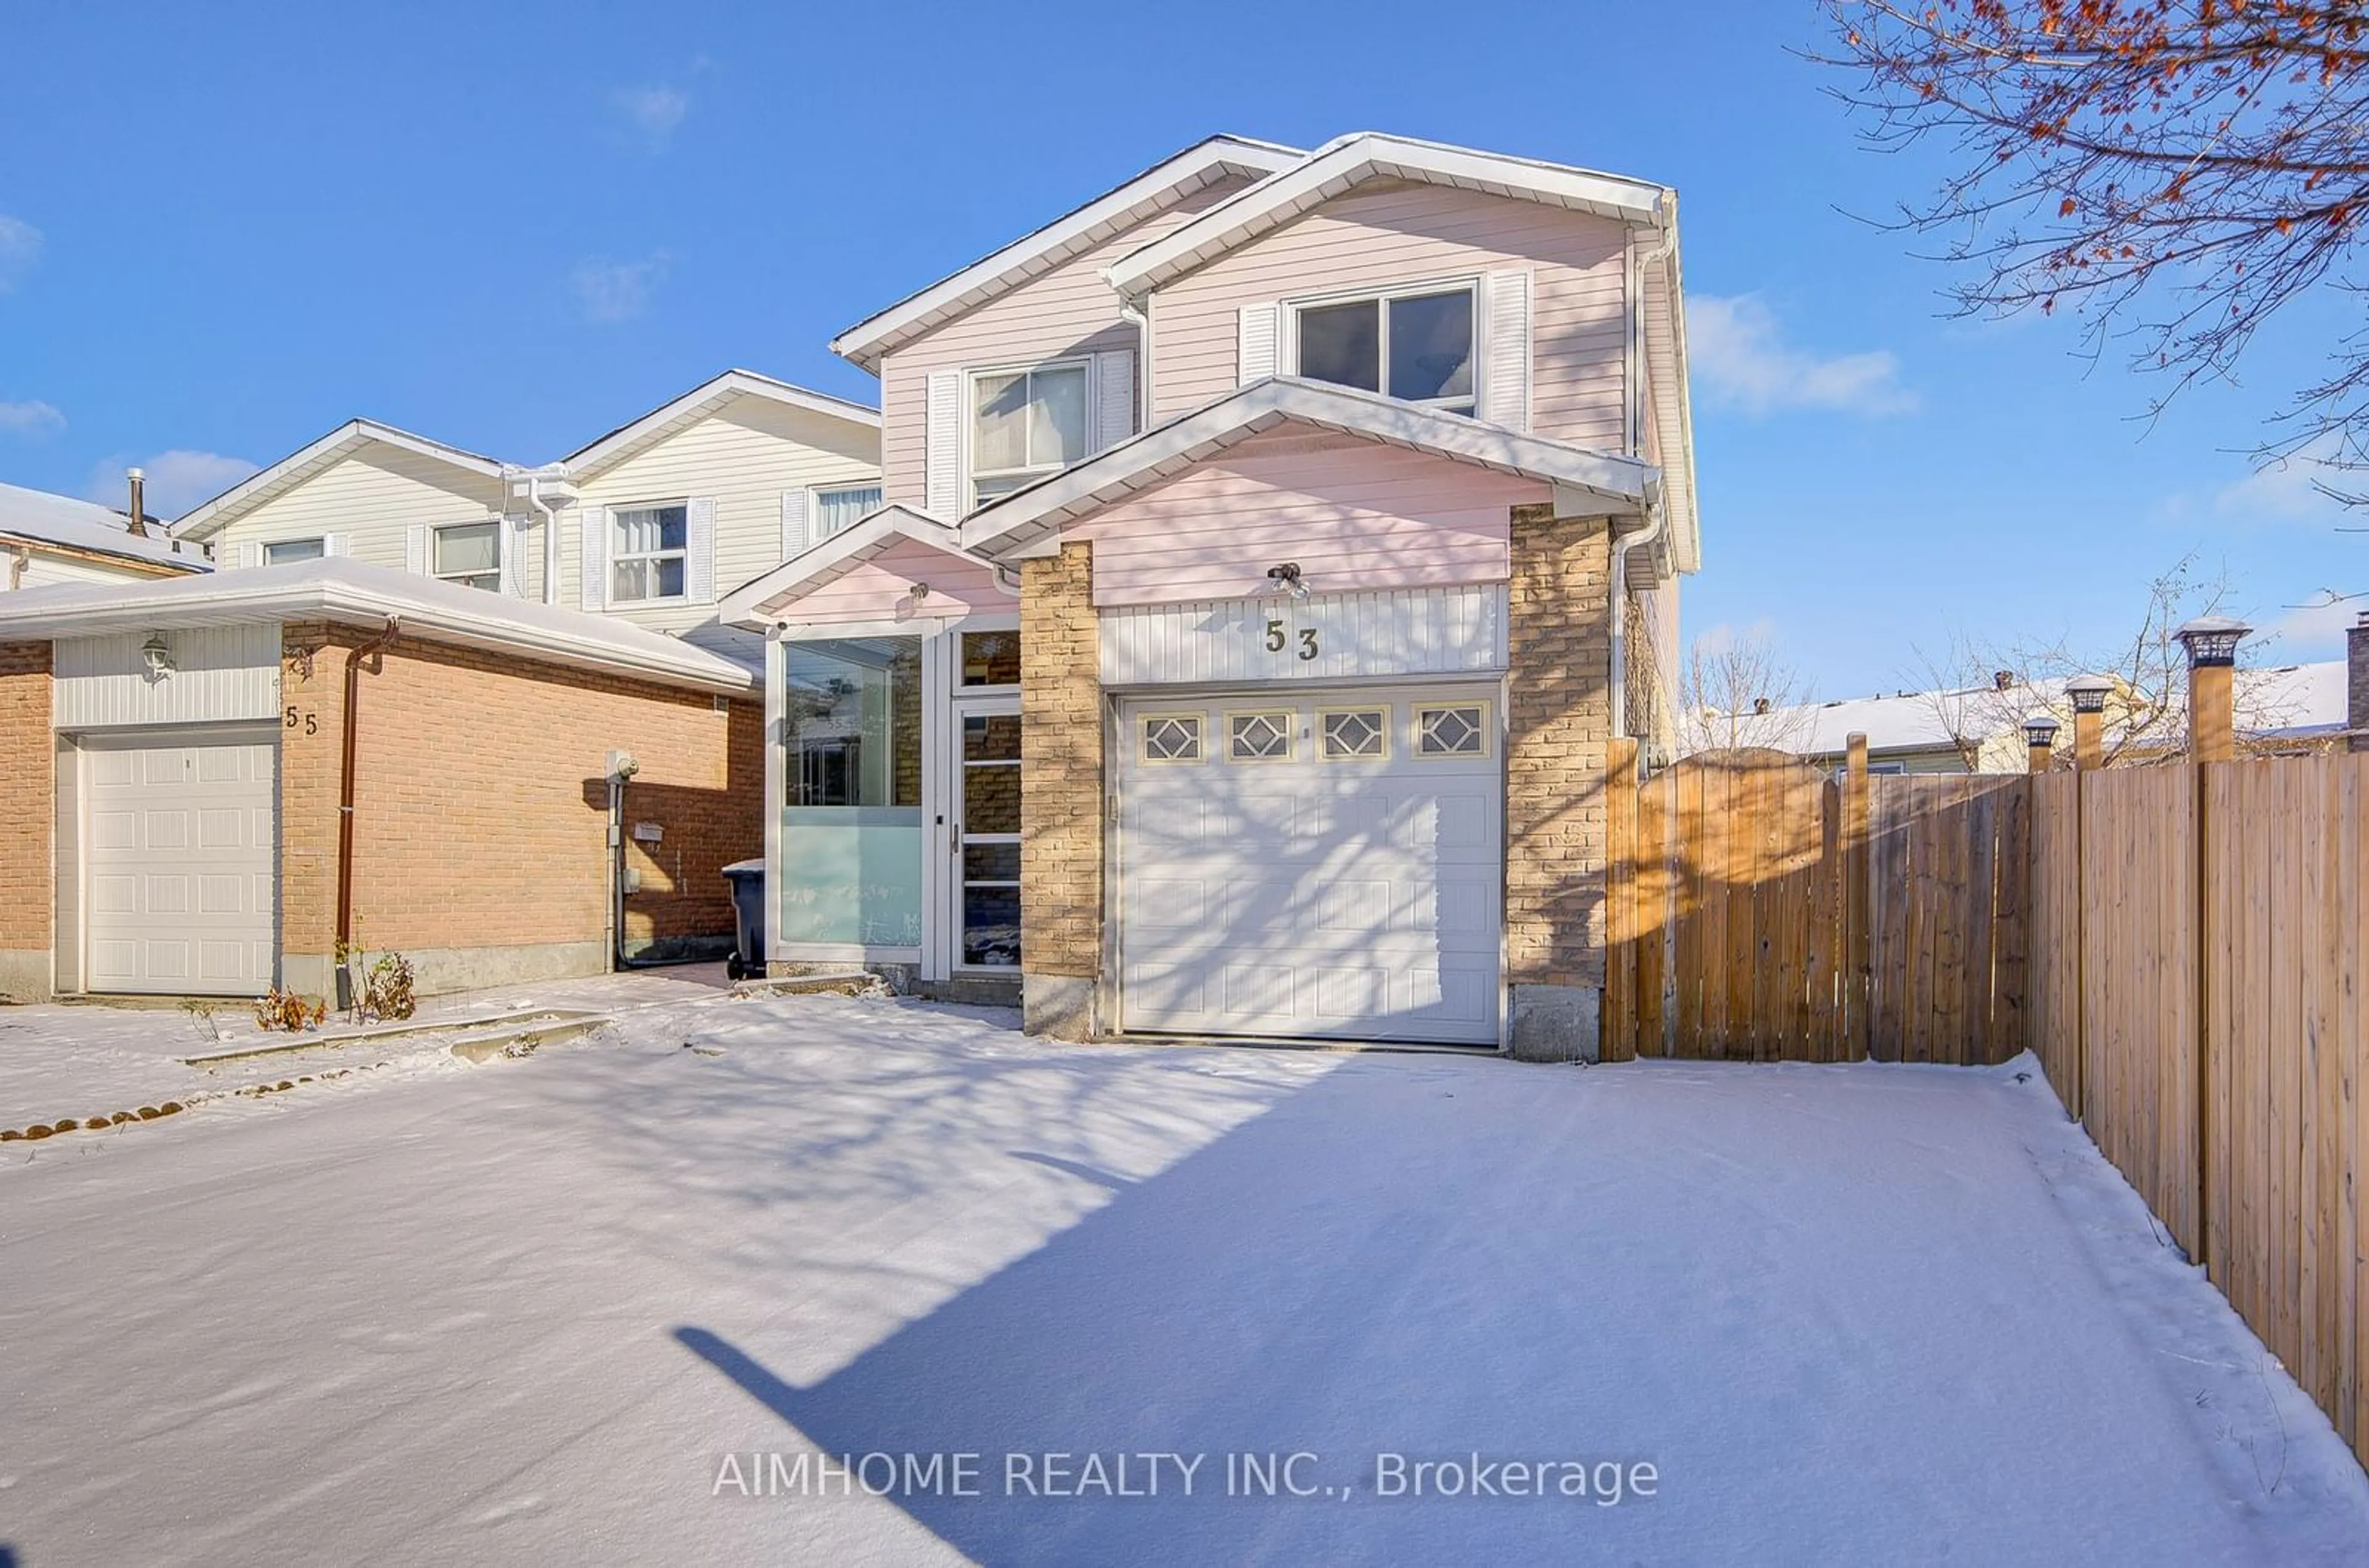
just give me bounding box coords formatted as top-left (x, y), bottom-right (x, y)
top-left (772, 624), bottom-right (1023, 976)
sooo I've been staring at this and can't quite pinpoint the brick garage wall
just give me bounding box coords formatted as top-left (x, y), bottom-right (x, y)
top-left (278, 624), bottom-right (758, 995)
top-left (1505, 507), bottom-right (1612, 1047)
top-left (0, 642), bottom-right (53, 1000)
top-left (1019, 541), bottom-right (1103, 1035)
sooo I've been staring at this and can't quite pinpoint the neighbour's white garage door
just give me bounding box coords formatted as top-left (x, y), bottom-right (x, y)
top-left (1117, 685), bottom-right (1502, 1045)
top-left (81, 727), bottom-right (277, 996)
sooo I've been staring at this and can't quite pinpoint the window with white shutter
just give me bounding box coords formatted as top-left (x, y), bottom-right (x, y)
top-left (780, 489), bottom-right (808, 560)
top-left (1481, 270), bottom-right (1533, 432)
top-left (924, 371), bottom-right (962, 517)
top-left (579, 505), bottom-right (608, 610)
top-left (1091, 348), bottom-right (1136, 452)
top-left (685, 496), bottom-right (716, 604)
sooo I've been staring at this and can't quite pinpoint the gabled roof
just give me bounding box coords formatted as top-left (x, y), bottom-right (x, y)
top-left (0, 557), bottom-right (758, 695)
top-left (956, 376), bottom-right (1660, 562)
top-left (173, 419), bottom-right (506, 542)
top-left (1102, 132), bottom-right (1673, 300)
top-left (0, 481), bottom-right (209, 572)
top-left (829, 135), bottom-right (1304, 373)
top-left (717, 504), bottom-right (998, 627)
top-left (563, 369), bottom-right (880, 479)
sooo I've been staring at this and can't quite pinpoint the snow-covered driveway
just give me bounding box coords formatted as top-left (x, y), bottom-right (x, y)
top-left (3, 986), bottom-right (2364, 1566)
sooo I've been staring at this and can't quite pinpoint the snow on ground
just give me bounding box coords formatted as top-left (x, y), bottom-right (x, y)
top-left (2, 980), bottom-right (2365, 1566)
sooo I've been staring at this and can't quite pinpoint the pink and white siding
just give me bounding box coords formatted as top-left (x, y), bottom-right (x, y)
top-left (767, 537), bottom-right (1007, 627)
top-left (1146, 180), bottom-right (1631, 448)
top-left (1065, 424), bottom-right (1547, 609)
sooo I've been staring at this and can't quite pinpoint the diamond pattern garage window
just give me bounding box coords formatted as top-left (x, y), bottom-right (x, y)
top-left (1141, 714), bottom-right (1204, 763)
top-left (1321, 708), bottom-right (1388, 760)
top-left (1418, 704), bottom-right (1487, 757)
top-left (1228, 711), bottom-right (1292, 762)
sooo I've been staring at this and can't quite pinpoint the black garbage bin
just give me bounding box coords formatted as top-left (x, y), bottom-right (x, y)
top-left (722, 859), bottom-right (766, 980)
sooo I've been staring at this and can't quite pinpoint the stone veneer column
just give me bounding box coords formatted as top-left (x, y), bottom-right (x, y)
top-left (1018, 540), bottom-right (1104, 1039)
top-left (0, 641), bottom-right (54, 1002)
top-left (2349, 611), bottom-right (2368, 754)
top-left (1503, 504), bottom-right (1613, 1062)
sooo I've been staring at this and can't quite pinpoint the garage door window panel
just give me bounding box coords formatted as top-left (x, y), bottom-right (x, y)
top-left (1320, 708), bottom-right (1390, 761)
top-left (1139, 713), bottom-right (1205, 764)
top-left (1226, 711), bottom-right (1294, 763)
top-left (1417, 703), bottom-right (1490, 758)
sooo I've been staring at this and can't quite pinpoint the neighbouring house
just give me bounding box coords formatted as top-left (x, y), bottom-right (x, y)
top-left (1, 476), bottom-right (210, 589)
top-left (0, 561), bottom-right (759, 1004)
top-left (1768, 656), bottom-right (2355, 776)
top-left (170, 368), bottom-right (883, 667)
top-left (0, 371), bottom-right (878, 1005)
top-left (717, 131), bottom-right (1700, 1060)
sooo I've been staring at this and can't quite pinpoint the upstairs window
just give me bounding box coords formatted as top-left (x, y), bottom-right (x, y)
top-left (971, 361), bottom-right (1087, 508)
top-left (432, 521), bottom-right (502, 592)
top-left (611, 503), bottom-right (688, 603)
top-left (813, 483), bottom-right (883, 541)
top-left (1292, 285), bottom-right (1475, 414)
top-left (263, 538), bottom-right (325, 564)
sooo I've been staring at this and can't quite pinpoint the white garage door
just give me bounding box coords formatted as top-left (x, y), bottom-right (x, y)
top-left (81, 727), bottom-right (278, 996)
top-left (1117, 685), bottom-right (1502, 1046)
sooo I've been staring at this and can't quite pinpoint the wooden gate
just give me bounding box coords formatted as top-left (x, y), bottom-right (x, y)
top-left (1604, 743), bottom-right (2030, 1065)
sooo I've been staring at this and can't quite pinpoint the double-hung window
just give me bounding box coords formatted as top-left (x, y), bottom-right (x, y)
top-left (970, 361), bottom-right (1087, 508)
top-left (262, 538), bottom-right (325, 565)
top-left (1292, 284), bottom-right (1476, 414)
top-left (432, 521), bottom-right (502, 592)
top-left (611, 503), bottom-right (688, 603)
top-left (813, 483), bottom-right (883, 542)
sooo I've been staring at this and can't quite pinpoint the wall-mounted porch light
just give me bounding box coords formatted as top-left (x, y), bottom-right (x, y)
top-left (1265, 561), bottom-right (1310, 601)
top-left (139, 633), bottom-right (175, 681)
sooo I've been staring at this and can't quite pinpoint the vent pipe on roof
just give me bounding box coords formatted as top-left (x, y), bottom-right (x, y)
top-left (125, 468), bottom-right (148, 538)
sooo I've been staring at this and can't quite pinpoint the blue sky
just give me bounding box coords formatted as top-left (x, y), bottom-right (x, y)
top-left (2, 0), bottom-right (2359, 691)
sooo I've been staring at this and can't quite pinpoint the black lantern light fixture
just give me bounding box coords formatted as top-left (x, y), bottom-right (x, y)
top-left (2064, 674), bottom-right (2112, 715)
top-left (2174, 616), bottom-right (2251, 668)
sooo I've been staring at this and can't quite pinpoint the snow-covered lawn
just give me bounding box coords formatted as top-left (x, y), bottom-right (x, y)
top-left (2, 981), bottom-right (2364, 1566)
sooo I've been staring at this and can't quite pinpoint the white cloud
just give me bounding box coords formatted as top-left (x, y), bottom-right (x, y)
top-left (0, 398), bottom-right (64, 437)
top-left (611, 84), bottom-right (690, 146)
top-left (0, 215), bottom-right (41, 291)
top-left (2266, 590), bottom-right (2364, 656)
top-left (1686, 294), bottom-right (1918, 417)
top-left (569, 254), bottom-right (668, 324)
top-left (2214, 435), bottom-right (2346, 522)
top-left (85, 449), bottom-right (262, 519)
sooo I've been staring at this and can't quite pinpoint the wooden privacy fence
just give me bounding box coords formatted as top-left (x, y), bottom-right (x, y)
top-left (1605, 738), bottom-right (2369, 1468)
top-left (1602, 745), bottom-right (2030, 1065)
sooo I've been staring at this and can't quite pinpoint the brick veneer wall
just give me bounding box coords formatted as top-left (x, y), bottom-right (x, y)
top-left (278, 624), bottom-right (759, 995)
top-left (0, 642), bottom-right (53, 1000)
top-left (1019, 541), bottom-right (1103, 1035)
top-left (1505, 506), bottom-right (1613, 1033)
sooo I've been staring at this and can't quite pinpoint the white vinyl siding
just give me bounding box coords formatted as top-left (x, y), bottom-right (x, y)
top-left (209, 446), bottom-right (511, 587)
top-left (564, 395), bottom-right (880, 650)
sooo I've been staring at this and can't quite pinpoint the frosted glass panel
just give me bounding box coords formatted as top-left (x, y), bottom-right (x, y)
top-left (779, 637), bottom-right (923, 949)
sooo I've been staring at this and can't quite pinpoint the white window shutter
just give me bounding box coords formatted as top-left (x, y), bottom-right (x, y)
top-left (1481, 269), bottom-right (1534, 432)
top-left (924, 371), bottom-right (962, 516)
top-left (403, 524), bottom-right (429, 576)
top-left (1238, 302), bottom-right (1278, 384)
top-left (238, 542), bottom-right (258, 569)
top-left (780, 489), bottom-right (809, 560)
top-left (323, 532), bottom-right (350, 558)
top-left (1091, 349), bottom-right (1136, 452)
top-left (580, 506), bottom-right (608, 611)
top-left (687, 496), bottom-right (717, 603)
top-left (500, 518), bottom-right (527, 596)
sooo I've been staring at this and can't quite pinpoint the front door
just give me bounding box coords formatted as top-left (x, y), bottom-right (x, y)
top-left (951, 695), bottom-right (1022, 972)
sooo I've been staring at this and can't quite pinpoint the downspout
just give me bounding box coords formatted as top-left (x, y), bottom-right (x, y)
top-left (336, 617), bottom-right (403, 997)
top-left (1610, 211), bottom-right (1679, 747)
top-left (521, 471), bottom-right (563, 606)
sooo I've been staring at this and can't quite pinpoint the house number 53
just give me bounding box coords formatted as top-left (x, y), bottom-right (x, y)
top-left (1263, 619), bottom-right (1320, 661)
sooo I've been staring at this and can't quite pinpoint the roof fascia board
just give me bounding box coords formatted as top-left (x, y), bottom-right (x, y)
top-left (956, 378), bottom-right (1653, 561)
top-left (829, 136), bottom-right (1304, 372)
top-left (175, 420), bottom-right (507, 541)
top-left (1107, 134), bottom-right (1671, 301)
top-left (564, 370), bottom-right (882, 480)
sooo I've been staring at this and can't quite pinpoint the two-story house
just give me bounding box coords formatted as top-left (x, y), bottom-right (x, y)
top-left (719, 133), bottom-right (1700, 1060)
top-left (0, 372), bottom-right (877, 1004)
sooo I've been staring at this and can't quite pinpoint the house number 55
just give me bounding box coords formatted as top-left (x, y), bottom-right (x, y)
top-left (1263, 619), bottom-right (1320, 661)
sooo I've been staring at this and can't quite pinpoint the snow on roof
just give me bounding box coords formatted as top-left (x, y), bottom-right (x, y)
top-left (0, 480), bottom-right (209, 572)
top-left (2239, 659), bottom-right (2350, 737)
top-left (0, 556), bottom-right (756, 696)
